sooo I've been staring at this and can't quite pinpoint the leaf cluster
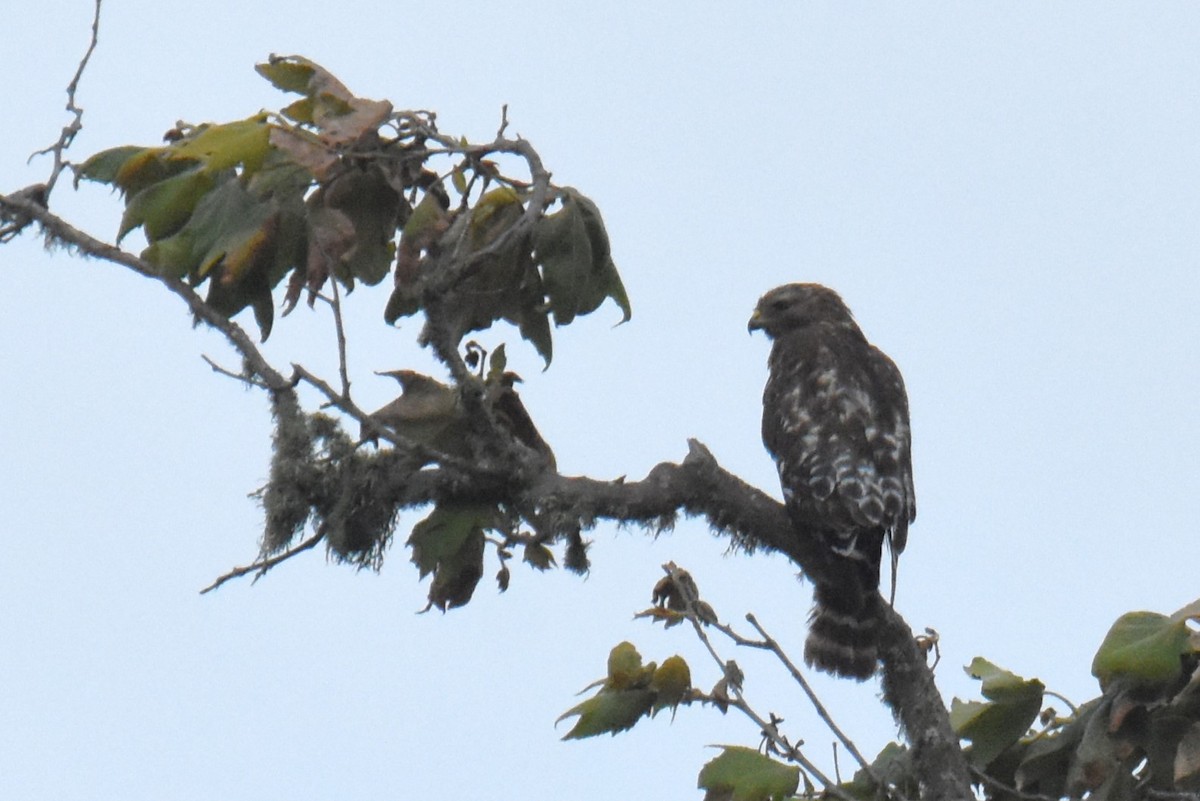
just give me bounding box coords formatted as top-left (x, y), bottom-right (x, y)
top-left (76, 55), bottom-right (630, 357)
top-left (845, 600), bottom-right (1200, 800)
top-left (557, 641), bottom-right (694, 740)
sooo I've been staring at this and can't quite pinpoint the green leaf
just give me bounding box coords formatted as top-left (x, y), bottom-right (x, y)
top-left (511, 305), bottom-right (552, 367)
top-left (650, 655), bottom-right (691, 712)
top-left (407, 503), bottom-right (493, 578)
top-left (73, 145), bottom-right (148, 188)
top-left (406, 503), bottom-right (494, 610)
top-left (143, 178), bottom-right (257, 277)
top-left (167, 115), bottom-right (272, 175)
top-left (697, 746), bottom-right (800, 801)
top-left (841, 742), bottom-right (916, 798)
top-left (486, 343), bottom-right (507, 382)
top-left (255, 56), bottom-right (316, 94)
top-left (557, 688), bottom-right (656, 739)
top-left (451, 163), bottom-right (468, 196)
top-left (951, 658), bottom-right (1045, 768)
top-left (534, 194), bottom-right (593, 326)
top-left (606, 641), bottom-right (649, 690)
top-left (1092, 610), bottom-right (1193, 689)
top-left (534, 188), bottom-right (631, 327)
top-left (119, 168), bottom-right (217, 242)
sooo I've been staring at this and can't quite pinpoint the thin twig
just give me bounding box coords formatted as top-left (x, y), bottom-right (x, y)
top-left (969, 767), bottom-right (1060, 801)
top-left (33, 0), bottom-right (103, 197)
top-left (201, 354), bottom-right (269, 388)
top-left (742, 613), bottom-right (876, 778)
top-left (660, 565), bottom-right (856, 801)
top-left (328, 281), bottom-right (352, 398)
top-left (1043, 690), bottom-right (1078, 716)
top-left (200, 529), bottom-right (325, 594)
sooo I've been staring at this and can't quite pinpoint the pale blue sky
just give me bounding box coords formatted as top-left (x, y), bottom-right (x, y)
top-left (3, 3), bottom-right (1199, 799)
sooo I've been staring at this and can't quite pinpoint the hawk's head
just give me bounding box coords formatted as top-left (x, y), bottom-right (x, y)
top-left (748, 283), bottom-right (856, 339)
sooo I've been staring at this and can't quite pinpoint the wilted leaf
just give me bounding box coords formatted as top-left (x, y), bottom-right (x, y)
top-left (522, 542), bottom-right (556, 571)
top-left (1066, 696), bottom-right (1120, 794)
top-left (1014, 699), bottom-right (1098, 796)
top-left (316, 166), bottom-right (400, 286)
top-left (1092, 611), bottom-right (1193, 690)
top-left (269, 126), bottom-right (338, 180)
top-left (951, 658), bottom-right (1045, 768)
top-left (1176, 722), bottom-right (1200, 787)
top-left (286, 205), bottom-right (355, 313)
top-left (256, 54), bottom-right (393, 145)
top-left (697, 746), bottom-right (800, 801)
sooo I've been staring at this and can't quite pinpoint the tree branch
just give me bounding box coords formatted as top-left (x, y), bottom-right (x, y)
top-left (200, 529), bottom-right (325, 594)
top-left (0, 191), bottom-right (971, 800)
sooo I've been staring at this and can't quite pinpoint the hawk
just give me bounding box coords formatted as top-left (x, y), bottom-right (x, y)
top-left (749, 283), bottom-right (915, 679)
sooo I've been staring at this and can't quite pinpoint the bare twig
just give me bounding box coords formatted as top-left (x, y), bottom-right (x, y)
top-left (200, 529), bottom-right (325, 594)
top-left (311, 286), bottom-right (352, 398)
top-left (202, 354), bottom-right (269, 388)
top-left (659, 565), bottom-right (855, 800)
top-left (1043, 690), bottom-right (1078, 716)
top-left (328, 281), bottom-right (351, 398)
top-left (969, 767), bottom-right (1060, 801)
top-left (741, 613), bottom-right (876, 779)
top-left (32, 0), bottom-right (103, 197)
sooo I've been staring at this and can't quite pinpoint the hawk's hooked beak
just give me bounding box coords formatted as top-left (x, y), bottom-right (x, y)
top-left (748, 308), bottom-right (765, 334)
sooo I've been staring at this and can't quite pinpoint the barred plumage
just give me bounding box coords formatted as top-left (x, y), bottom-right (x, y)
top-left (749, 283), bottom-right (915, 680)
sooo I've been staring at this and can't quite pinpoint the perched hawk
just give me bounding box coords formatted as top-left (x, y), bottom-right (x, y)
top-left (749, 283), bottom-right (915, 679)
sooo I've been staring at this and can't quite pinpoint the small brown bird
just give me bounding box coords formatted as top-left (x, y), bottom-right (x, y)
top-left (488, 372), bottom-right (556, 471)
top-left (361, 370), bottom-right (469, 456)
top-left (363, 369), bottom-right (555, 471)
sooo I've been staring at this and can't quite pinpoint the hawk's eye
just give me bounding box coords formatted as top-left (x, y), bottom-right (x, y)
top-left (770, 299), bottom-right (791, 312)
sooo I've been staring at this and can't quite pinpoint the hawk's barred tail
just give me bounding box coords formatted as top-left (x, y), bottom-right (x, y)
top-left (804, 531), bottom-right (885, 680)
top-left (805, 587), bottom-right (884, 680)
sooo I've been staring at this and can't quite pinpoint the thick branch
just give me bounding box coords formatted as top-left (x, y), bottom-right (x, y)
top-left (531, 440), bottom-right (971, 799)
top-left (0, 194), bottom-right (969, 799)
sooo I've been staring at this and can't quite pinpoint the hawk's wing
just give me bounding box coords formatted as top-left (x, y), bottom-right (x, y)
top-left (764, 336), bottom-right (913, 552)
